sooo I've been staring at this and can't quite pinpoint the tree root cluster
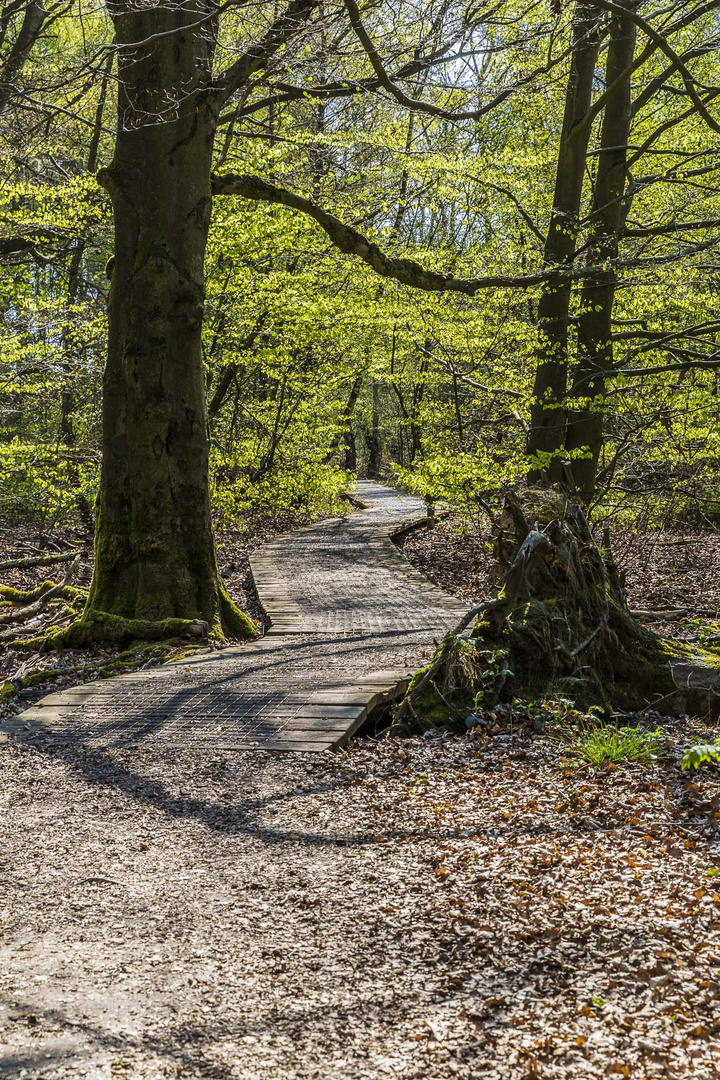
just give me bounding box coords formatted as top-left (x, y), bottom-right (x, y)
top-left (0, 552), bottom-right (252, 706)
top-left (1, 639), bottom-right (205, 704)
top-left (396, 489), bottom-right (720, 731)
top-left (1, 553), bottom-right (255, 654)
top-left (17, 612), bottom-right (211, 652)
top-left (0, 556), bottom-right (86, 646)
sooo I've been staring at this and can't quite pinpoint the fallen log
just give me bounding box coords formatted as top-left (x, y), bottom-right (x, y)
top-left (0, 556), bottom-right (81, 625)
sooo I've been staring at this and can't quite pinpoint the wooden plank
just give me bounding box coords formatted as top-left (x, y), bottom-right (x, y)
top-left (283, 717), bottom-right (360, 732)
top-left (7, 706), bottom-right (79, 724)
top-left (261, 738), bottom-right (336, 752)
top-left (292, 704), bottom-right (365, 720)
top-left (285, 691), bottom-right (375, 706)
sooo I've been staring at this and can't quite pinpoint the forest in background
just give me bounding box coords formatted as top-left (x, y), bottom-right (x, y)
top-left (3, 0), bottom-right (720, 720)
top-left (2, 0), bottom-right (720, 534)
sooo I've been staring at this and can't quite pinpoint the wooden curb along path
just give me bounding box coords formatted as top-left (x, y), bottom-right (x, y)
top-left (2, 483), bottom-right (467, 752)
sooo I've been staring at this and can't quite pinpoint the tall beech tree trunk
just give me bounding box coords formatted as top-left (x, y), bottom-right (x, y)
top-left (527, 3), bottom-right (602, 481)
top-left (565, 6), bottom-right (637, 503)
top-left (82, 0), bottom-right (253, 641)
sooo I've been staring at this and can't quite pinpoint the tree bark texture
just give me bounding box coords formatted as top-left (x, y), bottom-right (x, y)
top-left (366, 378), bottom-right (381, 477)
top-left (527, 3), bottom-right (602, 480)
top-left (565, 6), bottom-right (637, 502)
top-left (88, 1), bottom-right (251, 637)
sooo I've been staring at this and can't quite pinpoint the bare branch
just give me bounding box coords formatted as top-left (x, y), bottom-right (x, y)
top-left (594, 0), bottom-right (720, 134)
top-left (214, 0), bottom-right (319, 101)
top-left (342, 0), bottom-right (572, 123)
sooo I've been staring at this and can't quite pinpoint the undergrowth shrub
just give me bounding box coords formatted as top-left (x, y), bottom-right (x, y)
top-left (0, 441), bottom-right (98, 528)
top-left (681, 740), bottom-right (720, 770)
top-left (211, 443), bottom-right (351, 523)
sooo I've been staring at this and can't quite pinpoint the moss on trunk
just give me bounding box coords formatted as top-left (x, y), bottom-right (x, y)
top-left (16, 612), bottom-right (210, 652)
top-left (80, 0), bottom-right (255, 644)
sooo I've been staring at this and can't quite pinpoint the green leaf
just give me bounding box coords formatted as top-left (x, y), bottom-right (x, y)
top-left (681, 742), bottom-right (720, 770)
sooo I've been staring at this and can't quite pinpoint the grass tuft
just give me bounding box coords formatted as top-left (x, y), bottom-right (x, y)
top-left (569, 722), bottom-right (663, 767)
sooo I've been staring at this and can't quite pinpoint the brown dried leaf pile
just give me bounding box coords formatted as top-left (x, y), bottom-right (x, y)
top-left (1, 726), bottom-right (719, 1078)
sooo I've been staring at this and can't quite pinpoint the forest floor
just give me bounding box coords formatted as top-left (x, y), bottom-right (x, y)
top-left (3, 507), bottom-right (720, 719)
top-left (1, 712), bottom-right (719, 1079)
top-left (2, 511), bottom-right (720, 1078)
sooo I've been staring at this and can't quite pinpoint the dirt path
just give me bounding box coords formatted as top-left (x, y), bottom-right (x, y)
top-left (2, 720), bottom-right (720, 1079)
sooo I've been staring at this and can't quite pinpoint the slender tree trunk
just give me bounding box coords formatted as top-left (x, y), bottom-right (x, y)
top-left (565, 6), bottom-right (637, 502)
top-left (366, 378), bottom-right (381, 477)
top-left (84, 0), bottom-right (252, 639)
top-left (344, 423), bottom-right (357, 472)
top-left (324, 373), bottom-right (364, 464)
top-left (0, 0), bottom-right (46, 118)
top-left (527, 3), bottom-right (602, 481)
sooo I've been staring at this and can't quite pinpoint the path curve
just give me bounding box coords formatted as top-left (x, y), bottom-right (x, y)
top-left (5, 483), bottom-right (466, 752)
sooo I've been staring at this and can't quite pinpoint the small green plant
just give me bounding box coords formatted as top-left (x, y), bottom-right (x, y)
top-left (513, 697), bottom-right (603, 730)
top-left (472, 648), bottom-right (513, 707)
top-left (681, 740), bottom-right (720, 770)
top-left (570, 722), bottom-right (663, 766)
top-left (681, 617), bottom-right (720, 649)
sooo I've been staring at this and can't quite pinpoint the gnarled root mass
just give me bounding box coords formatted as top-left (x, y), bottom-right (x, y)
top-left (399, 489), bottom-right (720, 729)
top-left (1, 556), bottom-right (255, 654)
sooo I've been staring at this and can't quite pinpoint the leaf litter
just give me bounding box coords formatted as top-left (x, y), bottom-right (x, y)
top-left (2, 511), bottom-right (720, 1076)
top-left (1, 719), bottom-right (719, 1078)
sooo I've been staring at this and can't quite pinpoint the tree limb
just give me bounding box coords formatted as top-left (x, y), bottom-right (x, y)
top-left (212, 171), bottom-right (720, 294)
top-left (211, 172), bottom-right (562, 293)
top-left (213, 0), bottom-right (319, 101)
top-left (0, 549), bottom-right (83, 570)
top-left (593, 0), bottom-right (720, 134)
top-left (342, 0), bottom-right (573, 123)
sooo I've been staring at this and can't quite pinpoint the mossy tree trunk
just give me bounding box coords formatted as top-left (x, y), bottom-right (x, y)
top-left (84, 0), bottom-right (253, 641)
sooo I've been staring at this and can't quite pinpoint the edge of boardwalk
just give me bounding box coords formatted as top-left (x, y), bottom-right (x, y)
top-left (1, 491), bottom-right (466, 753)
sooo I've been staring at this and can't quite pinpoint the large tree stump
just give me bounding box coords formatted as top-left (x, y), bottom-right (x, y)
top-left (402, 489), bottom-right (720, 725)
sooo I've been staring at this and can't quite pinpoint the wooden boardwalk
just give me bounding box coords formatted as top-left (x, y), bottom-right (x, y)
top-left (2, 483), bottom-right (467, 752)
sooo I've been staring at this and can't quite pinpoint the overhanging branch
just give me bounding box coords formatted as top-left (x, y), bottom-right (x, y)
top-left (211, 172), bottom-right (720, 293)
top-left (211, 172), bottom-right (555, 293)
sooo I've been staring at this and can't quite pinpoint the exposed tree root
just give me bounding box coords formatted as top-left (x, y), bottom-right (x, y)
top-left (0, 556), bottom-right (82, 627)
top-left (1, 640), bottom-right (206, 701)
top-left (398, 488), bottom-right (720, 729)
top-left (14, 612), bottom-right (211, 652)
top-left (0, 550), bottom-right (84, 571)
top-left (218, 587), bottom-right (257, 639)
